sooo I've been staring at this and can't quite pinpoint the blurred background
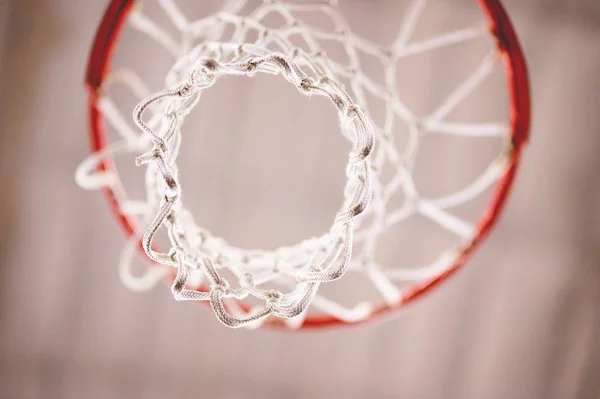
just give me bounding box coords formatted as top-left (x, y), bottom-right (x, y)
top-left (1, 0), bottom-right (600, 398)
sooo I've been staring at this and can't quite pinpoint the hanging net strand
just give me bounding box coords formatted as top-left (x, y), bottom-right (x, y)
top-left (76, 0), bottom-right (530, 329)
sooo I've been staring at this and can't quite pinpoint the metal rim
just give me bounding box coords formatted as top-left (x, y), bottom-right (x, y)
top-left (85, 0), bottom-right (530, 329)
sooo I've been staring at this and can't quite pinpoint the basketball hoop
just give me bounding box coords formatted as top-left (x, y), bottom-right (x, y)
top-left (76, 0), bottom-right (530, 329)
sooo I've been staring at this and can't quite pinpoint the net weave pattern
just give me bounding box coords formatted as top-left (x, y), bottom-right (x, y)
top-left (77, 0), bottom-right (511, 328)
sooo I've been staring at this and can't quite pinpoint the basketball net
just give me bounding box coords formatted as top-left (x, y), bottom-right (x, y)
top-left (76, 0), bottom-right (530, 329)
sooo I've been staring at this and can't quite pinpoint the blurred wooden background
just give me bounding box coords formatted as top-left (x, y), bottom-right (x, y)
top-left (1, 0), bottom-right (599, 398)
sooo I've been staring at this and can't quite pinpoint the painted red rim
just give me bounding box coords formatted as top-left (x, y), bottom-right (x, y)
top-left (86, 0), bottom-right (530, 329)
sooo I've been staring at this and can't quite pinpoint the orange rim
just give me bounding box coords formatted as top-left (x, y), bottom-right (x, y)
top-left (85, 0), bottom-right (530, 329)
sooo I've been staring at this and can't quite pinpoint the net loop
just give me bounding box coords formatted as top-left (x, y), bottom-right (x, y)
top-left (129, 44), bottom-right (374, 326)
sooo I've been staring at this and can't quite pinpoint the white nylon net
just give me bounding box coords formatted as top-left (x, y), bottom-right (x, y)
top-left (77, 0), bottom-right (512, 328)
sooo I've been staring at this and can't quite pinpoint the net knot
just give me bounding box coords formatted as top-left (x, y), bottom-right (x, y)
top-left (352, 202), bottom-right (366, 216)
top-left (200, 58), bottom-right (219, 72)
top-left (166, 208), bottom-right (178, 224)
top-left (299, 77), bottom-right (316, 92)
top-left (177, 81), bottom-right (195, 97)
top-left (135, 145), bottom-right (167, 166)
top-left (246, 59), bottom-right (258, 72)
top-left (212, 279), bottom-right (231, 296)
top-left (169, 246), bottom-right (186, 265)
top-left (266, 290), bottom-right (283, 305)
top-left (163, 175), bottom-right (181, 200)
top-left (346, 104), bottom-right (360, 118)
